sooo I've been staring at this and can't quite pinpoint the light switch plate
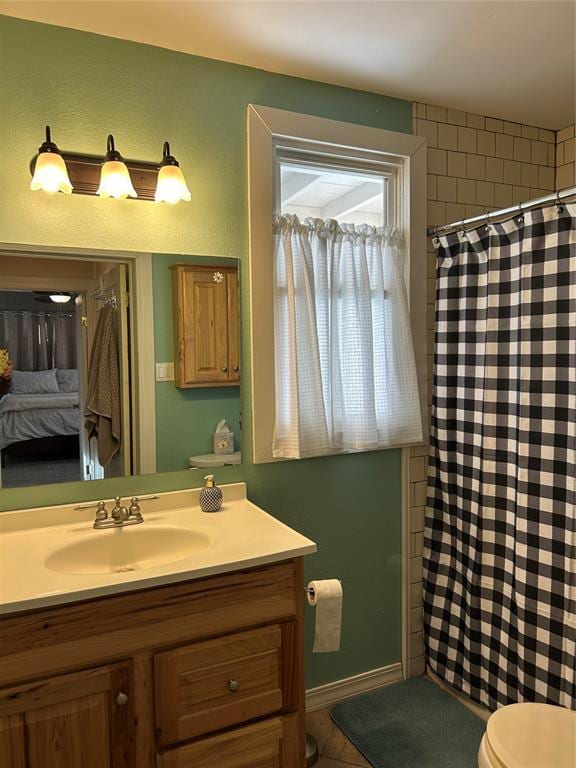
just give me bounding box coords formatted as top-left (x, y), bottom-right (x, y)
top-left (155, 362), bottom-right (175, 382)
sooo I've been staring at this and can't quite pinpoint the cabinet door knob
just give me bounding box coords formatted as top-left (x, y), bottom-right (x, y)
top-left (116, 692), bottom-right (129, 707)
top-left (233, 366), bottom-right (239, 372)
top-left (228, 679), bottom-right (240, 693)
top-left (221, 367), bottom-right (228, 373)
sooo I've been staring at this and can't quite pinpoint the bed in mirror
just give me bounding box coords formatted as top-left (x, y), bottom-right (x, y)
top-left (0, 250), bottom-right (241, 490)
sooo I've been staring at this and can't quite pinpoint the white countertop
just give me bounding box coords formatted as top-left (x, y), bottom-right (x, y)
top-left (0, 483), bottom-right (316, 615)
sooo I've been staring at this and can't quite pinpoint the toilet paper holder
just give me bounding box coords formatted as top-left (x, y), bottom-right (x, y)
top-left (305, 580), bottom-right (342, 600)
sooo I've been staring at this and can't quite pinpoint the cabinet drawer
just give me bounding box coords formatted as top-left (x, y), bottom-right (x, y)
top-left (157, 717), bottom-right (283, 768)
top-left (154, 625), bottom-right (283, 745)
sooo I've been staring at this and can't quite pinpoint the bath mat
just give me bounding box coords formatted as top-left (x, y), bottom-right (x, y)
top-left (330, 677), bottom-right (486, 768)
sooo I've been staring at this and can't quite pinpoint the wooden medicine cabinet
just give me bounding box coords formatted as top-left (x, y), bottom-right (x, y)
top-left (172, 264), bottom-right (240, 388)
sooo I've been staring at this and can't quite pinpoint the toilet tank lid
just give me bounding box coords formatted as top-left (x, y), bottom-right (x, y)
top-left (188, 452), bottom-right (241, 467)
top-left (487, 703), bottom-right (576, 768)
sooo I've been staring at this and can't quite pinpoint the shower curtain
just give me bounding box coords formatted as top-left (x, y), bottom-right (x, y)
top-left (423, 202), bottom-right (575, 711)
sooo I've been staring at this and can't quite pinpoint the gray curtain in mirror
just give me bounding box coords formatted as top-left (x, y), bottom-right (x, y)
top-left (0, 311), bottom-right (77, 371)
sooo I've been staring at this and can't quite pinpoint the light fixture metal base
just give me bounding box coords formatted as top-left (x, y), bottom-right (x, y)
top-left (30, 152), bottom-right (159, 201)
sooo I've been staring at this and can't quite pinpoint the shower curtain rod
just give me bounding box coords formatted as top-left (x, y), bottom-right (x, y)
top-left (427, 184), bottom-right (576, 237)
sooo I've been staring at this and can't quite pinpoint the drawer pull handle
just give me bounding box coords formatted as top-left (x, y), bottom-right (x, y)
top-left (116, 692), bottom-right (129, 707)
top-left (228, 679), bottom-right (240, 693)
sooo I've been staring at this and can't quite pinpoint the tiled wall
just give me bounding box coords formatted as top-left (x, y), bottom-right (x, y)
top-left (414, 102), bottom-right (556, 228)
top-left (407, 102), bottom-right (558, 677)
top-left (556, 124), bottom-right (576, 189)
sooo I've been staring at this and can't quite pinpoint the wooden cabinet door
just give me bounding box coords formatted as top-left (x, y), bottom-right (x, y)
top-left (227, 270), bottom-right (240, 383)
top-left (174, 265), bottom-right (229, 386)
top-left (0, 714), bottom-right (25, 768)
top-left (173, 264), bottom-right (240, 387)
top-left (0, 663), bottom-right (134, 768)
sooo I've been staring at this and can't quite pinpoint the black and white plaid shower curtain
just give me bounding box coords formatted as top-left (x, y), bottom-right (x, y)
top-left (423, 203), bottom-right (575, 711)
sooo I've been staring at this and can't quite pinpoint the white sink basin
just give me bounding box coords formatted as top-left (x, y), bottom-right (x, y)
top-left (0, 483), bottom-right (318, 614)
top-left (44, 526), bottom-right (212, 575)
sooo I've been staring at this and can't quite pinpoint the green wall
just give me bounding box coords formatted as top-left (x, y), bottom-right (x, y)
top-left (0, 15), bottom-right (412, 687)
top-left (152, 254), bottom-right (241, 472)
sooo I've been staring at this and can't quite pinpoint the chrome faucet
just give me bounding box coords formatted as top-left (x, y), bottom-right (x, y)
top-left (111, 496), bottom-right (129, 523)
top-left (75, 496), bottom-right (159, 529)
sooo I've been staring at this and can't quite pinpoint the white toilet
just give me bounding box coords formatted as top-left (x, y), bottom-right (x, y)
top-left (478, 702), bottom-right (576, 768)
top-left (188, 451), bottom-right (241, 468)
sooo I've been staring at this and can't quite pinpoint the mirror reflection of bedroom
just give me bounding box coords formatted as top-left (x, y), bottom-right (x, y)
top-left (0, 254), bottom-right (132, 489)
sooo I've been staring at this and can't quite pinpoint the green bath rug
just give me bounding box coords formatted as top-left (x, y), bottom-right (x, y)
top-left (330, 677), bottom-right (486, 768)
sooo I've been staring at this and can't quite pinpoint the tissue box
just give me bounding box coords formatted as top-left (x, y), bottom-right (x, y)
top-left (214, 431), bottom-right (234, 455)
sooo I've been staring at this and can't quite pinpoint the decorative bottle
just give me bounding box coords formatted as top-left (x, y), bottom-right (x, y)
top-left (199, 474), bottom-right (222, 512)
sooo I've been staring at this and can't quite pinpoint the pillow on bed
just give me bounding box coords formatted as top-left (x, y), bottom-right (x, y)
top-left (56, 369), bottom-right (79, 393)
top-left (11, 369), bottom-right (60, 395)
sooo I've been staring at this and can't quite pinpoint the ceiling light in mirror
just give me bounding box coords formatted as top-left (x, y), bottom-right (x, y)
top-left (49, 293), bottom-right (72, 304)
top-left (33, 290), bottom-right (76, 305)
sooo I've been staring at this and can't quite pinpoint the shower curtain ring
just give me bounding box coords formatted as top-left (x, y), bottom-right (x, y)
top-left (516, 203), bottom-right (524, 223)
top-left (555, 191), bottom-right (564, 213)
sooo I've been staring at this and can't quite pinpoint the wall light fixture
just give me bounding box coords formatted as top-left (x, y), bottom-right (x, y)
top-left (97, 135), bottom-right (137, 199)
top-left (155, 142), bottom-right (192, 204)
top-left (30, 127), bottom-right (191, 204)
top-left (30, 126), bottom-right (73, 195)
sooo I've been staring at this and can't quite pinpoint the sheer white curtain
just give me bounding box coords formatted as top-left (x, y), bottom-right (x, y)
top-left (273, 215), bottom-right (422, 459)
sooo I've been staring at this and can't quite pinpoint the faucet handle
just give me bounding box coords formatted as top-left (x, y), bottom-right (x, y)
top-left (129, 497), bottom-right (141, 515)
top-left (129, 495), bottom-right (159, 513)
top-left (75, 499), bottom-right (107, 511)
top-left (94, 501), bottom-right (108, 523)
top-left (127, 496), bottom-right (145, 523)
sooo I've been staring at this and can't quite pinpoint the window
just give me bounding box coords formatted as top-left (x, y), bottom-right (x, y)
top-left (279, 159), bottom-right (387, 227)
top-left (248, 105), bottom-right (427, 463)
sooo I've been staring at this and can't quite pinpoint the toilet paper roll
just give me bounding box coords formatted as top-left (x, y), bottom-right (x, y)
top-left (307, 579), bottom-right (343, 653)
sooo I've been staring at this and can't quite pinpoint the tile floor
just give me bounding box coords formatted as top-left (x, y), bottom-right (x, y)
top-left (306, 707), bottom-right (371, 767)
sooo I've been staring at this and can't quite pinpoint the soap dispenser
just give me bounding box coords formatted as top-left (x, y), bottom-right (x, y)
top-left (199, 474), bottom-right (223, 512)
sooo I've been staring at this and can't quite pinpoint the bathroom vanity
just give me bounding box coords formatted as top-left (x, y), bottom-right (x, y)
top-left (0, 484), bottom-right (316, 767)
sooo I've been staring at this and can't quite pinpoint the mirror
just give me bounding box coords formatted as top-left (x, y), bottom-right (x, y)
top-left (0, 251), bottom-right (241, 490)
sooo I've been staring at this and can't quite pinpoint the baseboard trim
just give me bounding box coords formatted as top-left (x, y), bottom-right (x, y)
top-left (305, 661), bottom-right (403, 712)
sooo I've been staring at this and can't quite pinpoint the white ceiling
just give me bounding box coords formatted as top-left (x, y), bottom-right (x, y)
top-left (1, 0), bottom-right (575, 129)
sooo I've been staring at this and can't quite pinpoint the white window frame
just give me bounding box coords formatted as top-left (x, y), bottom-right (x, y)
top-left (247, 104), bottom-right (427, 464)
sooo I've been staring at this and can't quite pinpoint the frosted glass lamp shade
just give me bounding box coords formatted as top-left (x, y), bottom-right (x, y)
top-left (155, 164), bottom-right (191, 204)
top-left (30, 152), bottom-right (73, 195)
top-left (97, 160), bottom-right (137, 199)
